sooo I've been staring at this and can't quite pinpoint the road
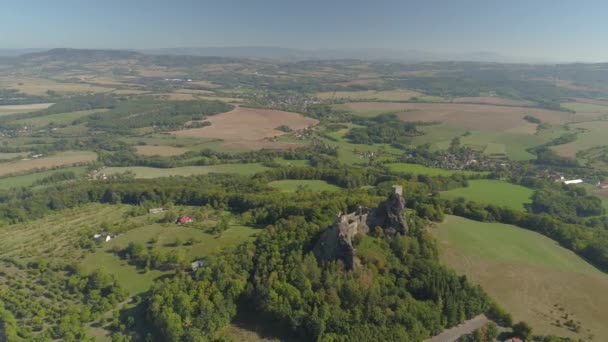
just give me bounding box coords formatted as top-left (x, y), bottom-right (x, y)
top-left (424, 314), bottom-right (490, 342)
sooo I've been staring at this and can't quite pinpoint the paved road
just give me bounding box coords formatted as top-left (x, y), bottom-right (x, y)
top-left (424, 314), bottom-right (490, 342)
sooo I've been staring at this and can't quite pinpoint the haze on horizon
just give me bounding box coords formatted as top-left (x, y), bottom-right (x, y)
top-left (1, 0), bottom-right (607, 63)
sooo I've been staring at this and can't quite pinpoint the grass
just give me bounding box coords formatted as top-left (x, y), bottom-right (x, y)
top-left (441, 180), bottom-right (533, 210)
top-left (552, 121), bottom-right (608, 158)
top-left (0, 103), bottom-right (53, 116)
top-left (268, 180), bottom-right (342, 192)
top-left (81, 222), bottom-right (259, 295)
top-left (436, 215), bottom-right (608, 339)
top-left (317, 89), bottom-right (425, 101)
top-left (104, 163), bottom-right (268, 178)
top-left (0, 166), bottom-right (87, 189)
top-left (561, 102), bottom-right (608, 113)
top-left (12, 109), bottom-right (107, 127)
top-left (386, 163), bottom-right (485, 176)
top-left (0, 151), bottom-right (97, 176)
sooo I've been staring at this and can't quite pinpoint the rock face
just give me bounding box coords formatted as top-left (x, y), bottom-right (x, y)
top-left (313, 185), bottom-right (408, 269)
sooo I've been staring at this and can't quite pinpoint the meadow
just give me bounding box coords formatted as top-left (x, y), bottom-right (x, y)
top-left (385, 162), bottom-right (485, 176)
top-left (552, 121), bottom-right (608, 158)
top-left (0, 103), bottom-right (53, 116)
top-left (440, 179), bottom-right (533, 210)
top-left (0, 151), bottom-right (96, 176)
top-left (436, 215), bottom-right (608, 340)
top-left (268, 179), bottom-right (342, 192)
top-left (0, 166), bottom-right (87, 189)
top-left (104, 163), bottom-right (268, 178)
top-left (12, 109), bottom-right (108, 127)
top-left (135, 145), bottom-right (189, 156)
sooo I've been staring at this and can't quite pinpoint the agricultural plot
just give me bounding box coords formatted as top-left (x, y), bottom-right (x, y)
top-left (342, 102), bottom-right (572, 129)
top-left (135, 145), bottom-right (189, 156)
top-left (12, 109), bottom-right (107, 127)
top-left (386, 163), bottom-right (485, 176)
top-left (0, 166), bottom-right (87, 189)
top-left (173, 107), bottom-right (318, 150)
top-left (1, 77), bottom-right (112, 95)
top-left (316, 89), bottom-right (424, 101)
top-left (436, 216), bottom-right (608, 340)
top-left (104, 163), bottom-right (268, 178)
top-left (0, 151), bottom-right (97, 176)
top-left (268, 180), bottom-right (342, 192)
top-left (551, 121), bottom-right (608, 158)
top-left (441, 179), bottom-right (533, 210)
top-left (0, 103), bottom-right (53, 116)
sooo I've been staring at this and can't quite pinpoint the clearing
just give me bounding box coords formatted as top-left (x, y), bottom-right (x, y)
top-left (135, 145), bottom-right (189, 157)
top-left (342, 102), bottom-right (572, 130)
top-left (104, 163), bottom-right (268, 178)
top-left (441, 179), bottom-right (533, 210)
top-left (386, 163), bottom-right (485, 177)
top-left (0, 151), bottom-right (97, 176)
top-left (436, 215), bottom-right (608, 340)
top-left (0, 103), bottom-right (53, 116)
top-left (268, 180), bottom-right (342, 193)
top-left (173, 107), bottom-right (318, 150)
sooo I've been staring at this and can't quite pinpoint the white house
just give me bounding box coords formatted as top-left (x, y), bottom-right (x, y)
top-left (564, 179), bottom-right (583, 185)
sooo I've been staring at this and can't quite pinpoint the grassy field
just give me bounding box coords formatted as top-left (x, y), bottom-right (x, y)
top-left (104, 163), bottom-right (268, 178)
top-left (441, 180), bottom-right (533, 210)
top-left (386, 163), bottom-right (485, 176)
top-left (81, 221), bottom-right (259, 295)
top-left (268, 180), bottom-right (342, 192)
top-left (561, 101), bottom-right (608, 113)
top-left (0, 103), bottom-right (53, 116)
top-left (552, 121), bottom-right (608, 158)
top-left (436, 216), bottom-right (608, 340)
top-left (0, 166), bottom-right (87, 189)
top-left (0, 151), bottom-right (96, 176)
top-left (317, 89), bottom-right (425, 101)
top-left (135, 145), bottom-right (189, 156)
top-left (12, 109), bottom-right (108, 127)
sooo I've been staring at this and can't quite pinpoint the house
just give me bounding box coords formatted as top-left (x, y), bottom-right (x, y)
top-left (564, 179), bottom-right (583, 185)
top-left (191, 260), bottom-right (205, 271)
top-left (599, 183), bottom-right (608, 189)
top-left (148, 207), bottom-right (169, 214)
top-left (177, 215), bottom-right (193, 224)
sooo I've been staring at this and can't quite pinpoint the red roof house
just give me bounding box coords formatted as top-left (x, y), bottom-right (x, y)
top-left (177, 215), bottom-right (193, 224)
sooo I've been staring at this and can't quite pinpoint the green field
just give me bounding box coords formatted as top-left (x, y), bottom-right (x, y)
top-left (322, 138), bottom-right (404, 165)
top-left (268, 180), bottom-right (342, 192)
top-left (104, 163), bottom-right (268, 178)
top-left (561, 102), bottom-right (608, 113)
top-left (437, 215), bottom-right (608, 339)
top-left (0, 166), bottom-right (87, 189)
top-left (386, 163), bottom-right (485, 176)
top-left (12, 109), bottom-right (108, 127)
top-left (441, 179), bottom-right (533, 210)
top-left (552, 121), bottom-right (608, 158)
top-left (81, 222), bottom-right (259, 295)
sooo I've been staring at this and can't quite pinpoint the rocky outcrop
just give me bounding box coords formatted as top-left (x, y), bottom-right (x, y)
top-left (313, 185), bottom-right (408, 269)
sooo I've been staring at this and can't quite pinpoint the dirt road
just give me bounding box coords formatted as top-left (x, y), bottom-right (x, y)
top-left (424, 314), bottom-right (490, 342)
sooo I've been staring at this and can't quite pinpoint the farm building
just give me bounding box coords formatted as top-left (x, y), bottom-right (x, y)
top-left (564, 179), bottom-right (583, 185)
top-left (177, 215), bottom-right (193, 224)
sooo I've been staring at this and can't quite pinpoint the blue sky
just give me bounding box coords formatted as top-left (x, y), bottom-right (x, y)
top-left (1, 0), bottom-right (607, 61)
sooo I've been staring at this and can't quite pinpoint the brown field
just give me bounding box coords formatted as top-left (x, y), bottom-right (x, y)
top-left (345, 102), bottom-right (572, 131)
top-left (450, 97), bottom-right (534, 106)
top-left (335, 78), bottom-right (382, 87)
top-left (0, 103), bottom-right (53, 116)
top-left (174, 107), bottom-right (318, 150)
top-left (0, 151), bottom-right (97, 176)
top-left (135, 145), bottom-right (189, 156)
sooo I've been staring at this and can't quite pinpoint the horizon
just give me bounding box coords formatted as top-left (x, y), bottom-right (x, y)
top-left (2, 0), bottom-right (608, 63)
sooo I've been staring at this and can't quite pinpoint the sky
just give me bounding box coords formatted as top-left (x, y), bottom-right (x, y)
top-left (1, 0), bottom-right (607, 62)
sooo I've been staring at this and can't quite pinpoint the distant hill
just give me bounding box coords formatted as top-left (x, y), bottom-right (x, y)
top-left (19, 48), bottom-right (142, 63)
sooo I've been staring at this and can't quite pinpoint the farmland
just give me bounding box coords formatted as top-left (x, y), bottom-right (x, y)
top-left (342, 102), bottom-right (572, 129)
top-left (552, 121), bottom-right (608, 158)
top-left (441, 179), bottom-right (533, 210)
top-left (436, 215), bottom-right (608, 339)
top-left (0, 103), bottom-right (53, 116)
top-left (173, 107), bottom-right (318, 150)
top-left (0, 166), bottom-right (87, 189)
top-left (268, 179), bottom-right (342, 192)
top-left (104, 163), bottom-right (268, 178)
top-left (0, 151), bottom-right (96, 176)
top-left (385, 162), bottom-right (485, 176)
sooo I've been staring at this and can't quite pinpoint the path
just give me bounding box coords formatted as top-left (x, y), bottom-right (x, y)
top-left (424, 314), bottom-right (490, 342)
